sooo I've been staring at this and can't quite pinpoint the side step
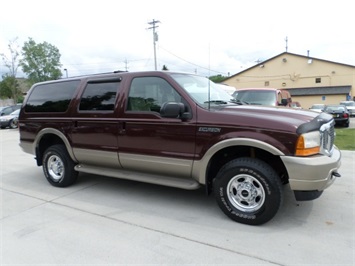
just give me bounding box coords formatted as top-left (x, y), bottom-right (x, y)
top-left (75, 164), bottom-right (201, 190)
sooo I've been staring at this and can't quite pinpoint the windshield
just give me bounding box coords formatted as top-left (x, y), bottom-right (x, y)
top-left (340, 102), bottom-right (355, 107)
top-left (234, 90), bottom-right (276, 106)
top-left (311, 105), bottom-right (324, 109)
top-left (325, 106), bottom-right (346, 112)
top-left (170, 73), bottom-right (233, 107)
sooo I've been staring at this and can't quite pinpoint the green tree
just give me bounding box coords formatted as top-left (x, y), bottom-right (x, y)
top-left (0, 37), bottom-right (22, 102)
top-left (162, 65), bottom-right (169, 71)
top-left (20, 37), bottom-right (62, 85)
top-left (0, 75), bottom-right (21, 100)
top-left (209, 74), bottom-right (227, 83)
top-left (1, 37), bottom-right (21, 77)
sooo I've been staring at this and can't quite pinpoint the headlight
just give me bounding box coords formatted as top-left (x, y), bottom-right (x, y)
top-left (295, 131), bottom-right (320, 156)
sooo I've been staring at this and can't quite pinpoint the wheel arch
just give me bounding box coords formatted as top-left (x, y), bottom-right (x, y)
top-left (191, 138), bottom-right (289, 194)
top-left (34, 128), bottom-right (77, 166)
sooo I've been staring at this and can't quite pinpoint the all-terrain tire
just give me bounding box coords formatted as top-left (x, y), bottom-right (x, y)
top-left (42, 144), bottom-right (78, 187)
top-left (213, 157), bottom-right (283, 225)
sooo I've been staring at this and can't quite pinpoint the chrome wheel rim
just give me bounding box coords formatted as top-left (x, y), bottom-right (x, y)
top-left (227, 174), bottom-right (265, 212)
top-left (47, 155), bottom-right (64, 181)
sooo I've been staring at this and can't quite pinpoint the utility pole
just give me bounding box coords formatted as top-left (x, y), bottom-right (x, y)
top-left (124, 59), bottom-right (129, 71)
top-left (285, 36), bottom-right (288, 52)
top-left (147, 19), bottom-right (160, 70)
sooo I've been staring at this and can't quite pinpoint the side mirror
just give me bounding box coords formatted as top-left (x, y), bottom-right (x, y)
top-left (280, 99), bottom-right (288, 106)
top-left (160, 102), bottom-right (185, 118)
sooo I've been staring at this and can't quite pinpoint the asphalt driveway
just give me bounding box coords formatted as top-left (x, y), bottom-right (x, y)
top-left (1, 129), bottom-right (354, 265)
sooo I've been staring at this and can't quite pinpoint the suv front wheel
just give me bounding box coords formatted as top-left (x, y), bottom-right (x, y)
top-left (213, 157), bottom-right (283, 225)
top-left (42, 144), bottom-right (78, 187)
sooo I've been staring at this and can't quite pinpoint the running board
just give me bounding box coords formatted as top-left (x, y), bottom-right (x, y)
top-left (75, 164), bottom-right (201, 190)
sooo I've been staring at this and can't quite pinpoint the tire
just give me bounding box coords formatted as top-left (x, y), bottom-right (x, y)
top-left (42, 144), bottom-right (78, 187)
top-left (9, 119), bottom-right (18, 129)
top-left (213, 157), bottom-right (283, 225)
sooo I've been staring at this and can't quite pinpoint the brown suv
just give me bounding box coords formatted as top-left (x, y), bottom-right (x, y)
top-left (18, 71), bottom-right (341, 225)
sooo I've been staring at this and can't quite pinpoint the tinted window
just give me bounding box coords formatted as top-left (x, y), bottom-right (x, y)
top-left (25, 80), bottom-right (79, 112)
top-left (79, 81), bottom-right (119, 111)
top-left (127, 77), bottom-right (181, 112)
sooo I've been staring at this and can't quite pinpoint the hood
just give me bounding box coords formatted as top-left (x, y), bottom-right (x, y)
top-left (211, 105), bottom-right (332, 133)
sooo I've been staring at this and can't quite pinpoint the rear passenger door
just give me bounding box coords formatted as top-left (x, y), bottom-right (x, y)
top-left (70, 78), bottom-right (122, 168)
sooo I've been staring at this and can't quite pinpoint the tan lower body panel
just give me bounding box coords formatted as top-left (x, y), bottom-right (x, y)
top-left (75, 164), bottom-right (200, 190)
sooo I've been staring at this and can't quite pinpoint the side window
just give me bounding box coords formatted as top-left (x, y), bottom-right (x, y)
top-left (79, 81), bottom-right (119, 111)
top-left (127, 77), bottom-right (181, 112)
top-left (25, 80), bottom-right (80, 112)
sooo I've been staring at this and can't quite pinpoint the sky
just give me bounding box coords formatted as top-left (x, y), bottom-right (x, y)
top-left (1, 0), bottom-right (354, 79)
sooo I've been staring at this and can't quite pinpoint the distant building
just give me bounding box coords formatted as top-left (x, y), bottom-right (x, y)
top-left (223, 52), bottom-right (355, 109)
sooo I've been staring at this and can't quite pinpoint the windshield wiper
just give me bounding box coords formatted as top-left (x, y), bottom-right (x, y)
top-left (230, 99), bottom-right (249, 105)
top-left (204, 100), bottom-right (228, 104)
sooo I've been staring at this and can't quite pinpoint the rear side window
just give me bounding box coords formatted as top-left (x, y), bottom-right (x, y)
top-left (79, 81), bottom-right (120, 111)
top-left (25, 80), bottom-right (79, 112)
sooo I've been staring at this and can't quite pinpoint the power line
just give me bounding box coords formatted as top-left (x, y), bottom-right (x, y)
top-left (158, 45), bottom-right (227, 75)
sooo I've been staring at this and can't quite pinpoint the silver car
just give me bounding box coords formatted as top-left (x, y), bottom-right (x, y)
top-left (340, 101), bottom-right (355, 117)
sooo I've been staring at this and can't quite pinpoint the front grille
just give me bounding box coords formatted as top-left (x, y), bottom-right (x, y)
top-left (320, 120), bottom-right (335, 156)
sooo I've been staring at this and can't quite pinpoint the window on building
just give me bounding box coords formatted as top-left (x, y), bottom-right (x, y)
top-left (315, 78), bottom-right (321, 83)
top-left (264, 81), bottom-right (269, 86)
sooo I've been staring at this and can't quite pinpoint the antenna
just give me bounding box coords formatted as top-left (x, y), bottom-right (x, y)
top-left (208, 43), bottom-right (211, 110)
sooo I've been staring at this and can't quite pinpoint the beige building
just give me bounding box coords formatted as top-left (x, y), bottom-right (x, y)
top-left (223, 52), bottom-right (355, 109)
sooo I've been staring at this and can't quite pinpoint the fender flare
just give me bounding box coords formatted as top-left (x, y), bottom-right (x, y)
top-left (34, 128), bottom-right (78, 162)
top-left (191, 138), bottom-right (285, 184)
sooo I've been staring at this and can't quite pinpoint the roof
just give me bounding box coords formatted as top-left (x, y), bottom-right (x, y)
top-left (236, 87), bottom-right (279, 91)
top-left (228, 52), bottom-right (355, 79)
top-left (285, 86), bottom-right (351, 96)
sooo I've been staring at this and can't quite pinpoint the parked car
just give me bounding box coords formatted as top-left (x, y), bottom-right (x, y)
top-left (0, 109), bottom-right (20, 129)
top-left (290, 101), bottom-right (302, 109)
top-left (231, 88), bottom-right (292, 106)
top-left (0, 104), bottom-right (22, 116)
top-left (309, 104), bottom-right (325, 113)
top-left (323, 105), bottom-right (350, 127)
top-left (339, 101), bottom-right (355, 117)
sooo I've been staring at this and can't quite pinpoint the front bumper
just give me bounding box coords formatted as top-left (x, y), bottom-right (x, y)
top-left (281, 147), bottom-right (341, 192)
top-left (0, 120), bottom-right (10, 127)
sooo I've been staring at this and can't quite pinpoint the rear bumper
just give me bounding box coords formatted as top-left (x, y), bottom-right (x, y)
top-left (281, 147), bottom-right (341, 192)
top-left (19, 140), bottom-right (34, 155)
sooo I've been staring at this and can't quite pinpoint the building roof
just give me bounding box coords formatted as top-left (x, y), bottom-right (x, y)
top-left (286, 86), bottom-right (351, 96)
top-left (228, 52), bottom-right (355, 78)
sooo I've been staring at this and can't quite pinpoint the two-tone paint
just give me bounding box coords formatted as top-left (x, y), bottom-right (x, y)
top-left (19, 71), bottom-right (341, 199)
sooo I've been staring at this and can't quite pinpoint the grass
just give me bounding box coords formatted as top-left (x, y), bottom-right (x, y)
top-left (334, 128), bottom-right (355, 150)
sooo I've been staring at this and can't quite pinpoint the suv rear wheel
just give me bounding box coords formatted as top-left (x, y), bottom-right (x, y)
top-left (213, 157), bottom-right (283, 225)
top-left (42, 144), bottom-right (78, 187)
